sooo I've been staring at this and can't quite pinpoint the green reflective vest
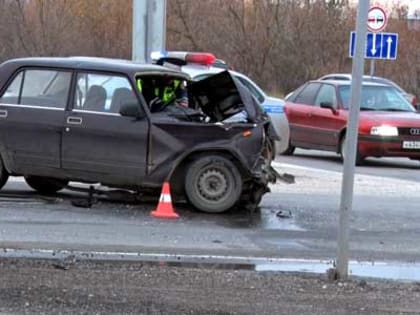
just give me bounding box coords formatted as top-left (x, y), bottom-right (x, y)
top-left (137, 79), bottom-right (181, 103)
top-left (155, 80), bottom-right (181, 102)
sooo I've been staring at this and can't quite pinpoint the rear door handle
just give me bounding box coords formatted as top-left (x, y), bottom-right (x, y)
top-left (0, 109), bottom-right (7, 118)
top-left (67, 116), bottom-right (82, 125)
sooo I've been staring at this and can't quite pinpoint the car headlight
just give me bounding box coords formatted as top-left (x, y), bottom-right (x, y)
top-left (370, 126), bottom-right (399, 136)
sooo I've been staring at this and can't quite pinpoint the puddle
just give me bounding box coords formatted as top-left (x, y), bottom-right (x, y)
top-left (251, 208), bottom-right (304, 231)
top-left (218, 206), bottom-right (304, 231)
top-left (256, 260), bottom-right (420, 282)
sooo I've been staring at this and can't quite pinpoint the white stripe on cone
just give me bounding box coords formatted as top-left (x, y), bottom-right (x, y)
top-left (160, 194), bottom-right (172, 203)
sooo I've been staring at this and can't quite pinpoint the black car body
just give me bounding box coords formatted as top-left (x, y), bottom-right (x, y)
top-left (0, 57), bottom-right (279, 213)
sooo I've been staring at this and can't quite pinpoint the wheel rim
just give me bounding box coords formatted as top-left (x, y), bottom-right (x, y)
top-left (197, 167), bottom-right (229, 202)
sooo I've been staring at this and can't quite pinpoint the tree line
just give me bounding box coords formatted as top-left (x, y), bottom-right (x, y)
top-left (0, 0), bottom-right (418, 97)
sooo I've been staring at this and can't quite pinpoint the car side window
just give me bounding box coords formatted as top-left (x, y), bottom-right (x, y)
top-left (314, 84), bottom-right (337, 107)
top-left (293, 83), bottom-right (321, 105)
top-left (74, 73), bottom-right (138, 114)
top-left (236, 77), bottom-right (264, 103)
top-left (0, 69), bottom-right (71, 108)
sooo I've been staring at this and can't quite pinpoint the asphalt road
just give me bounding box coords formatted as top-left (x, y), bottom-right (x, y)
top-left (0, 149), bottom-right (419, 273)
top-left (281, 148), bottom-right (420, 181)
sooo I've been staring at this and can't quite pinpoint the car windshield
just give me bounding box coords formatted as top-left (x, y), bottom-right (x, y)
top-left (339, 85), bottom-right (415, 112)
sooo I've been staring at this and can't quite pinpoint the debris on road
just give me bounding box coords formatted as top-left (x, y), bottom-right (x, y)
top-left (276, 210), bottom-right (292, 218)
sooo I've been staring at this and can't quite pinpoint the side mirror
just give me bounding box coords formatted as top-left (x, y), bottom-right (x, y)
top-left (119, 103), bottom-right (144, 118)
top-left (320, 101), bottom-right (338, 114)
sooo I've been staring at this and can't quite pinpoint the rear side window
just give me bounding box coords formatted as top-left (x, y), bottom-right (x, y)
top-left (293, 83), bottom-right (321, 105)
top-left (74, 73), bottom-right (137, 114)
top-left (0, 69), bottom-right (71, 108)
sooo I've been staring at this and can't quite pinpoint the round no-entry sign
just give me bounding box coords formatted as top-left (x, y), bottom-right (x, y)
top-left (367, 6), bottom-right (388, 32)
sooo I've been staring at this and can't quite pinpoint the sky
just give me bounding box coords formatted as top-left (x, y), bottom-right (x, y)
top-left (369, 0), bottom-right (420, 17)
top-left (350, 0), bottom-right (420, 17)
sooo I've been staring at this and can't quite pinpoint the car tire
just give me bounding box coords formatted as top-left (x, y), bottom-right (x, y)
top-left (0, 157), bottom-right (9, 190)
top-left (24, 176), bottom-right (68, 194)
top-left (280, 141), bottom-right (295, 155)
top-left (340, 136), bottom-right (364, 166)
top-left (185, 155), bottom-right (242, 213)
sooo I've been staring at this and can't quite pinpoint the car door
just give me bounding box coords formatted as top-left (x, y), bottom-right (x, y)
top-left (61, 72), bottom-right (149, 185)
top-left (0, 68), bottom-right (71, 175)
top-left (286, 82), bottom-right (321, 147)
top-left (310, 83), bottom-right (345, 149)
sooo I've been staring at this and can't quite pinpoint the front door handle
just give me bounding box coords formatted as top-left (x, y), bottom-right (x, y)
top-left (0, 109), bottom-right (7, 118)
top-left (67, 116), bottom-right (82, 125)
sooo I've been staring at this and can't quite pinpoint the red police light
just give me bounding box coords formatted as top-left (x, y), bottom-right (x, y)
top-left (185, 53), bottom-right (216, 65)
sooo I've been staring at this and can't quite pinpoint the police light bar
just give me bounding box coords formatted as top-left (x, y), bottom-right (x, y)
top-left (151, 51), bottom-right (216, 66)
top-left (185, 52), bottom-right (216, 65)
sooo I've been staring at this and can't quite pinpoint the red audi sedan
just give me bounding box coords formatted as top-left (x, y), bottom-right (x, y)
top-left (283, 80), bottom-right (420, 165)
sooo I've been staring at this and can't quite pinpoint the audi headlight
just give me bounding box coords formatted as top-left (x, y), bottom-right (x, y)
top-left (370, 126), bottom-right (398, 136)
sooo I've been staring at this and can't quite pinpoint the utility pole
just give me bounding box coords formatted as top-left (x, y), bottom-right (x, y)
top-left (132, 0), bottom-right (147, 63)
top-left (336, 0), bottom-right (369, 280)
top-left (132, 0), bottom-right (167, 63)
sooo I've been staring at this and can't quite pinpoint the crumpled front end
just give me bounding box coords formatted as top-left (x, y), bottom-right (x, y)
top-left (238, 121), bottom-right (294, 210)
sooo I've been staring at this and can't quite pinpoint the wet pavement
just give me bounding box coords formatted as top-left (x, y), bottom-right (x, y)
top-left (0, 159), bottom-right (420, 281)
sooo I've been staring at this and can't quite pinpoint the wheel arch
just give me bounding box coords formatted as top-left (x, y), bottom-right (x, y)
top-left (0, 145), bottom-right (13, 174)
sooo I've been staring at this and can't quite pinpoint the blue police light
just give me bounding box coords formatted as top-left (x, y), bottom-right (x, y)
top-left (150, 50), bottom-right (168, 61)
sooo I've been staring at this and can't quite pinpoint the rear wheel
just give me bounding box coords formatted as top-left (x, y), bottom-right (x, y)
top-left (24, 176), bottom-right (68, 194)
top-left (0, 157), bottom-right (9, 190)
top-left (340, 136), bottom-right (364, 166)
top-left (185, 155), bottom-right (242, 213)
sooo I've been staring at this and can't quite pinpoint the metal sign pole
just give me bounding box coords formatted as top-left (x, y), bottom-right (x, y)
top-left (370, 59), bottom-right (375, 76)
top-left (146, 0), bottom-right (167, 63)
top-left (132, 0), bottom-right (166, 63)
top-left (336, 0), bottom-right (370, 280)
top-left (132, 0), bottom-right (147, 62)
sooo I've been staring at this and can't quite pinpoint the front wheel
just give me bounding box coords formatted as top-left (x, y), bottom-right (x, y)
top-left (25, 176), bottom-right (68, 194)
top-left (185, 155), bottom-right (242, 213)
top-left (340, 136), bottom-right (364, 166)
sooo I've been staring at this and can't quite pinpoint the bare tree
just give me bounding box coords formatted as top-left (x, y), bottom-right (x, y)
top-left (0, 0), bottom-right (418, 98)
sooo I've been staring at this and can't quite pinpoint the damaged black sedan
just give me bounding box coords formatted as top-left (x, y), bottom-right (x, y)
top-left (0, 57), bottom-right (281, 213)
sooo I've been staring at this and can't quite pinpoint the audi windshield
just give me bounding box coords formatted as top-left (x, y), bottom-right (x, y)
top-left (339, 85), bottom-right (415, 112)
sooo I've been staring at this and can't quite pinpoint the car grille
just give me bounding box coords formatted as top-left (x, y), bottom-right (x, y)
top-left (398, 127), bottom-right (420, 137)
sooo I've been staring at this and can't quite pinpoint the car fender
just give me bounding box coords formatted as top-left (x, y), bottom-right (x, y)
top-left (165, 145), bottom-right (251, 184)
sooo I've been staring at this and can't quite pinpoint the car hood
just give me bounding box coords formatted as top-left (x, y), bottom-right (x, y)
top-left (189, 70), bottom-right (265, 123)
top-left (360, 111), bottom-right (420, 126)
top-left (264, 96), bottom-right (285, 106)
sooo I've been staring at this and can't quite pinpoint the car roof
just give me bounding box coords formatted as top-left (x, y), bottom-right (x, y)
top-left (0, 56), bottom-right (186, 78)
top-left (319, 73), bottom-right (406, 92)
top-left (310, 79), bottom-right (389, 87)
top-left (181, 64), bottom-right (224, 78)
top-left (320, 73), bottom-right (390, 80)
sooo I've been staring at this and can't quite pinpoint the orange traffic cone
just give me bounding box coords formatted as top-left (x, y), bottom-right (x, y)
top-left (150, 182), bottom-right (179, 219)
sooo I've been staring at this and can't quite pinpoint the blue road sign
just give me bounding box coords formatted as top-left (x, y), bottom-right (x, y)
top-left (349, 32), bottom-right (398, 60)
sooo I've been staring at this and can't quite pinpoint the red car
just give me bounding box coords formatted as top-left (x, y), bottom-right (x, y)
top-left (283, 80), bottom-right (420, 165)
